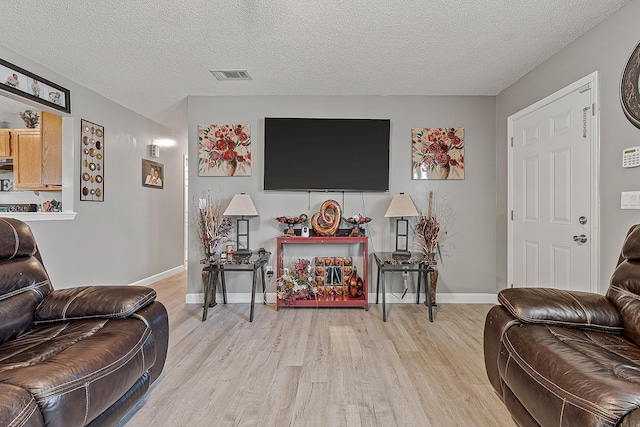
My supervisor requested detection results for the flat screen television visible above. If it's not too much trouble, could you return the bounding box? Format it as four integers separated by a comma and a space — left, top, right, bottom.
264, 117, 390, 192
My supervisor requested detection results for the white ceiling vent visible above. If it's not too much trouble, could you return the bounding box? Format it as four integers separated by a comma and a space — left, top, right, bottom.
210, 69, 251, 80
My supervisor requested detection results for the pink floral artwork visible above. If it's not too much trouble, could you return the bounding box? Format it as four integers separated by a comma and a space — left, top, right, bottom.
411, 127, 464, 180
198, 124, 251, 176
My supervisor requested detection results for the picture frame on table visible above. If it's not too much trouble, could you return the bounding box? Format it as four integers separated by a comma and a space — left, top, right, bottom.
0, 58, 71, 114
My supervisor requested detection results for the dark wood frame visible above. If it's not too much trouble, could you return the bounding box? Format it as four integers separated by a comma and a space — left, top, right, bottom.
621, 41, 640, 129
0, 58, 71, 114
142, 159, 164, 189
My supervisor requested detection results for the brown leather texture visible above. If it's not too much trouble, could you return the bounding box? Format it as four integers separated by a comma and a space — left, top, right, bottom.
485, 224, 640, 427
0, 219, 168, 427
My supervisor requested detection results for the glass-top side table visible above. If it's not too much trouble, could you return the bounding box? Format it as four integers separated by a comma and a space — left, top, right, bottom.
201, 251, 271, 322
373, 252, 437, 322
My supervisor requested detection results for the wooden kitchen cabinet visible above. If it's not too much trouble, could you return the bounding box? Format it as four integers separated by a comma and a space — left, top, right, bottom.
13, 111, 62, 191
0, 130, 10, 158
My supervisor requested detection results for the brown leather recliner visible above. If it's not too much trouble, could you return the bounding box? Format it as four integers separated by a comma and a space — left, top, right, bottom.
484, 224, 640, 427
0, 218, 169, 427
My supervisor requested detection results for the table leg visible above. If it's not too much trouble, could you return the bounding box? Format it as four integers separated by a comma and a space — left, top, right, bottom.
382, 270, 387, 322
220, 270, 227, 304
250, 269, 257, 322
375, 266, 381, 304
261, 265, 267, 304
416, 267, 422, 304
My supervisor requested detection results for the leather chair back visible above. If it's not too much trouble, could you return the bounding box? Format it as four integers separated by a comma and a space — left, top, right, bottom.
0, 218, 52, 344
607, 224, 640, 345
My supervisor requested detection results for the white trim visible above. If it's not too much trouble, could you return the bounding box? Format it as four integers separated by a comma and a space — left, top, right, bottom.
507, 71, 600, 293
0, 212, 77, 221
185, 292, 498, 305
129, 265, 185, 287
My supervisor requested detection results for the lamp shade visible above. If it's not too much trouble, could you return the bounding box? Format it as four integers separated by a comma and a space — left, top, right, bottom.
384, 193, 419, 218
223, 193, 259, 216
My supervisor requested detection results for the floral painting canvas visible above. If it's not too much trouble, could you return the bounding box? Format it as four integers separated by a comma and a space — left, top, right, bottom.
198, 124, 251, 176
411, 127, 464, 180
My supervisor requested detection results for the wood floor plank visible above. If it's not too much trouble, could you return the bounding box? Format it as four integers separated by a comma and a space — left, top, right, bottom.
119, 271, 515, 427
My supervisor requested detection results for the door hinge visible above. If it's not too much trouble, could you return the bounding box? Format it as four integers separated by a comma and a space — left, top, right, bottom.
510, 137, 513, 148
592, 103, 596, 115
510, 210, 513, 220
509, 283, 514, 288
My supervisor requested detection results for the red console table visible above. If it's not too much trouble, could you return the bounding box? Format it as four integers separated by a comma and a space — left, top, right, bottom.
276, 235, 369, 310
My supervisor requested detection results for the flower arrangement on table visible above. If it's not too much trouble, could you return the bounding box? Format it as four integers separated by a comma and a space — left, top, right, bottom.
198, 124, 251, 176
194, 190, 232, 259
343, 214, 372, 236
414, 190, 453, 256
19, 110, 39, 128
277, 259, 316, 305
411, 127, 464, 180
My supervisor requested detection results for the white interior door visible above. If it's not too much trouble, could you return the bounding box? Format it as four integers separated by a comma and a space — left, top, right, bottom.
509, 73, 599, 292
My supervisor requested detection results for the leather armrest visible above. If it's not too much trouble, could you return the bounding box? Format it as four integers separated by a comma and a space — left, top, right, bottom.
0, 383, 44, 427
34, 286, 157, 323
498, 288, 623, 332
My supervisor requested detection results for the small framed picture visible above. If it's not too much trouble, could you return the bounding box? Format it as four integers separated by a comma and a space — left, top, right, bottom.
142, 159, 164, 189
226, 244, 236, 254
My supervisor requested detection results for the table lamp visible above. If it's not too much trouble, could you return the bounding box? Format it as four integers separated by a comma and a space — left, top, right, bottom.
384, 193, 419, 256
223, 193, 259, 256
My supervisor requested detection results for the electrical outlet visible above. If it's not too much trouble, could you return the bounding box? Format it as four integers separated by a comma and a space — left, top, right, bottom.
266, 265, 273, 273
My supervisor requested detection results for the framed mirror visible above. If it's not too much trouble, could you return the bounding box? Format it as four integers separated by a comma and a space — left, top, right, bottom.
621, 40, 640, 129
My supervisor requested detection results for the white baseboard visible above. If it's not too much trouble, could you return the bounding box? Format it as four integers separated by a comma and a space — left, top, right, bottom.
185, 292, 497, 305
130, 265, 185, 287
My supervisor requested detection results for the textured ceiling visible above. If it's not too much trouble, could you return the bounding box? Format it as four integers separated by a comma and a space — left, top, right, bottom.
0, 0, 630, 131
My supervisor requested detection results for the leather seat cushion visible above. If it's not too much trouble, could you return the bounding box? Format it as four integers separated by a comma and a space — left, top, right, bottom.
0, 318, 156, 427
500, 323, 640, 427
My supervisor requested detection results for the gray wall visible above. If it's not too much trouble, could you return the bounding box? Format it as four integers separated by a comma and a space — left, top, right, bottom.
495, 0, 640, 292
187, 95, 497, 298
0, 45, 187, 287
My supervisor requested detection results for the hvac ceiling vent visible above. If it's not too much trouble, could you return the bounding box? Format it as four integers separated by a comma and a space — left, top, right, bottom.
210, 69, 251, 80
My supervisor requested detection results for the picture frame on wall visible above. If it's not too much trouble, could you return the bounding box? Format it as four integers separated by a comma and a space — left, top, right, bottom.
142, 159, 164, 189
80, 119, 105, 202
0, 58, 71, 114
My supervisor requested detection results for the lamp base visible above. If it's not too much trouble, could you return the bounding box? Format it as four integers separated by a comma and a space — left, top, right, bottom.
392, 250, 411, 258
234, 249, 253, 257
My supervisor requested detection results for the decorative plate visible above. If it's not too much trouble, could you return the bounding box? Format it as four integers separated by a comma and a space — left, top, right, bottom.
621, 40, 640, 129
95, 129, 103, 137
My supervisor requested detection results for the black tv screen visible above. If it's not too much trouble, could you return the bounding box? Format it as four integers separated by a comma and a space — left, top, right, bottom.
264, 117, 390, 192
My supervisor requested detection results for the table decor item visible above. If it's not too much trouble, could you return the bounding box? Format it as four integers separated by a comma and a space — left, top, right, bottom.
311, 200, 342, 236
275, 216, 301, 235
194, 190, 232, 259
343, 214, 372, 236
277, 259, 315, 305
414, 190, 452, 303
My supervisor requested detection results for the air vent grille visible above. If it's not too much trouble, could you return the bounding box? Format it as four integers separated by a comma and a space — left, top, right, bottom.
210, 69, 251, 80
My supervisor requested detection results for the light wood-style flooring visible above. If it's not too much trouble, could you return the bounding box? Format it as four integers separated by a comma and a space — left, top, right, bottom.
120, 271, 515, 427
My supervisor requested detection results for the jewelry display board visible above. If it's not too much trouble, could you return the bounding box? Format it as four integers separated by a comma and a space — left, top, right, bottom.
80, 119, 104, 201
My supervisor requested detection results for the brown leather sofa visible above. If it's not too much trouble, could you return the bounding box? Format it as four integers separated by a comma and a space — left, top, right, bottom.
484, 224, 640, 427
0, 218, 169, 427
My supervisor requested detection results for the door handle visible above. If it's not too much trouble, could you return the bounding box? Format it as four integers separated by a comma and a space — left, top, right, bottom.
573, 234, 587, 244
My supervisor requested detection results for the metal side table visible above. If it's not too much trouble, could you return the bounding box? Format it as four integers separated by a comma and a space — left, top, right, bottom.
373, 252, 437, 322
201, 251, 270, 322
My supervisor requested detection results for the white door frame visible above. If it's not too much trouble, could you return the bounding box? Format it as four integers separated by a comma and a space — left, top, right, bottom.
507, 71, 600, 292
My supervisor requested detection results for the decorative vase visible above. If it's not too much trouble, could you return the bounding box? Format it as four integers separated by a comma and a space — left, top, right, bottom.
26, 123, 36, 129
